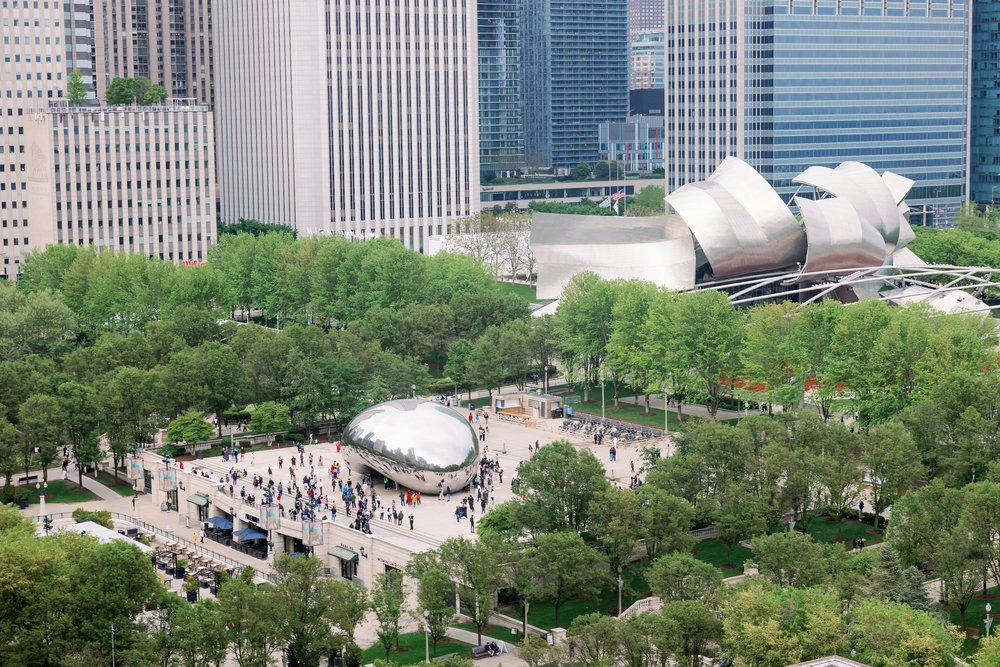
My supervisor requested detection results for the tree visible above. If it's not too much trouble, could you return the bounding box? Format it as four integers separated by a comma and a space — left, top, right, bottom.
170, 599, 229, 667
0, 418, 22, 493
862, 422, 924, 529
18, 394, 62, 483
531, 531, 608, 628
66, 69, 88, 104
171, 342, 247, 437
444, 339, 474, 399
566, 613, 621, 665
56, 380, 101, 489
217, 568, 283, 667
513, 439, 610, 534
660, 601, 720, 667
588, 487, 644, 576
413, 566, 456, 656
571, 162, 593, 180
105, 76, 157, 105
99, 366, 162, 478
325, 579, 369, 645
814, 420, 863, 538
465, 327, 505, 397
249, 401, 292, 434
715, 487, 769, 567
867, 545, 933, 612
371, 569, 405, 659
166, 410, 214, 445
849, 598, 961, 667
437, 537, 504, 644
665, 290, 744, 417
636, 486, 696, 560
269, 555, 337, 667
750, 531, 834, 588
742, 302, 801, 413
645, 553, 723, 605
554, 273, 617, 402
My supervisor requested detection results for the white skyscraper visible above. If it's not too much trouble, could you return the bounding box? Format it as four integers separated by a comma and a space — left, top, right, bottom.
215, 1, 481, 251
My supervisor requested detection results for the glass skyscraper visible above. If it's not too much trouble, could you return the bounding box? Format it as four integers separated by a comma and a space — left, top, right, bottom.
667, 0, 971, 223
972, 0, 1000, 205
479, 1, 525, 175
522, 0, 630, 169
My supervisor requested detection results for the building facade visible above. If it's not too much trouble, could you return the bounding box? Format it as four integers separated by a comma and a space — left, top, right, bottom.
1, 0, 75, 278
92, 0, 213, 105
65, 1, 97, 102
972, 0, 1000, 204
215, 0, 480, 250
25, 103, 216, 262
630, 29, 664, 89
522, 0, 630, 169
629, 0, 664, 33
599, 115, 665, 173
665, 0, 972, 221
479, 0, 524, 175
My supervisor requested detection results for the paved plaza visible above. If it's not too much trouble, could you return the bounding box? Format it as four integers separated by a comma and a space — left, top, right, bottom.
13, 403, 672, 666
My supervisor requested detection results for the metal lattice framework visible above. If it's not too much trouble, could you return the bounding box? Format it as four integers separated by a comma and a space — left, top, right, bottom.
694, 264, 1000, 314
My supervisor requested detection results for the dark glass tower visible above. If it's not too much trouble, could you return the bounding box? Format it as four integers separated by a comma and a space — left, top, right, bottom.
479, 1, 525, 174
522, 0, 629, 169
972, 0, 1000, 204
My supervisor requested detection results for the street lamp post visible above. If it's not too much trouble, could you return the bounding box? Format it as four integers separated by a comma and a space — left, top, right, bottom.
36, 481, 47, 524
663, 389, 669, 435
600, 366, 606, 420
987, 603, 993, 639
423, 608, 430, 663
412, 384, 417, 399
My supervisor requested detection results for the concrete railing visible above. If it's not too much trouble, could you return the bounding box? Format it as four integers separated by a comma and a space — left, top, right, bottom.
618, 596, 663, 619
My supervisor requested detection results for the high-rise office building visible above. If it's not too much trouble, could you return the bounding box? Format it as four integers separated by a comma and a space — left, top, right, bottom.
522, 0, 629, 169
479, 1, 524, 175
214, 1, 480, 251
972, 0, 1000, 205
25, 103, 216, 263
629, 0, 664, 33
630, 29, 664, 89
666, 0, 971, 222
1, 0, 75, 278
65, 1, 97, 102
92, 0, 213, 105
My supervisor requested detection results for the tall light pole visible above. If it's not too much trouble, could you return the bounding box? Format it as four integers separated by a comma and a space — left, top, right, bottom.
423, 608, 430, 663
987, 603, 994, 639
663, 388, 669, 435
36, 481, 47, 523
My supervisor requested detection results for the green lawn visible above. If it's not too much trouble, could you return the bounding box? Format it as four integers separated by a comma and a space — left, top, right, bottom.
454, 623, 523, 644
691, 539, 753, 578
25, 480, 99, 504
565, 395, 691, 431
513, 561, 651, 630
941, 585, 1000, 656
361, 632, 471, 665
496, 282, 541, 304
88, 471, 136, 496
803, 517, 883, 546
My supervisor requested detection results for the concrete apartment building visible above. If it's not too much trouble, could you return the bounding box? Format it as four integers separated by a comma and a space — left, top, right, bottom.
24, 101, 216, 262
1, 0, 75, 277
214, 0, 480, 251
93, 0, 214, 105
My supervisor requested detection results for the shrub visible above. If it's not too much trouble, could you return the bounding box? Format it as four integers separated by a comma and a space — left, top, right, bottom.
72, 508, 113, 529
157, 444, 181, 459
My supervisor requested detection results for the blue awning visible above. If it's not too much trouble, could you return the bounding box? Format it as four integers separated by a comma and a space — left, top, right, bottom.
232, 528, 256, 538
205, 517, 233, 530
240, 531, 267, 541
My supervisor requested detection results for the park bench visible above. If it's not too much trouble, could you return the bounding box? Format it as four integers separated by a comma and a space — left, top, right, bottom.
17, 475, 38, 485
432, 653, 458, 663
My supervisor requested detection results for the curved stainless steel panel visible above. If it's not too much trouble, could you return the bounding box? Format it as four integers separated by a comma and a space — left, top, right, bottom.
666, 157, 804, 277
711, 157, 807, 265
837, 162, 902, 251
342, 399, 479, 493
531, 213, 696, 298
896, 209, 916, 249
881, 171, 915, 206
794, 166, 884, 241
796, 196, 886, 274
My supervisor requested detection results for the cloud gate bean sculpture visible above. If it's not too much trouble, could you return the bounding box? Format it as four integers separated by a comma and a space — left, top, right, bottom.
341, 399, 479, 494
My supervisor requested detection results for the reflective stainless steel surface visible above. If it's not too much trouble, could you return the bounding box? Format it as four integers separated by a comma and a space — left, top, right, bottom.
532, 213, 696, 299
796, 196, 886, 274
342, 399, 479, 493
666, 157, 806, 277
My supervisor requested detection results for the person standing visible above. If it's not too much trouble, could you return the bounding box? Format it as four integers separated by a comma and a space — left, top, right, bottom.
470, 515, 475, 533
409, 514, 414, 530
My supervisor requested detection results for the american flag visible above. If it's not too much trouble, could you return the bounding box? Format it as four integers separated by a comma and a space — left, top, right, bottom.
611, 190, 626, 201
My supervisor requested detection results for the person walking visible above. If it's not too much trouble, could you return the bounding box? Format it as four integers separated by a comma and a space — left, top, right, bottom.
409, 514, 414, 530
470, 515, 475, 533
